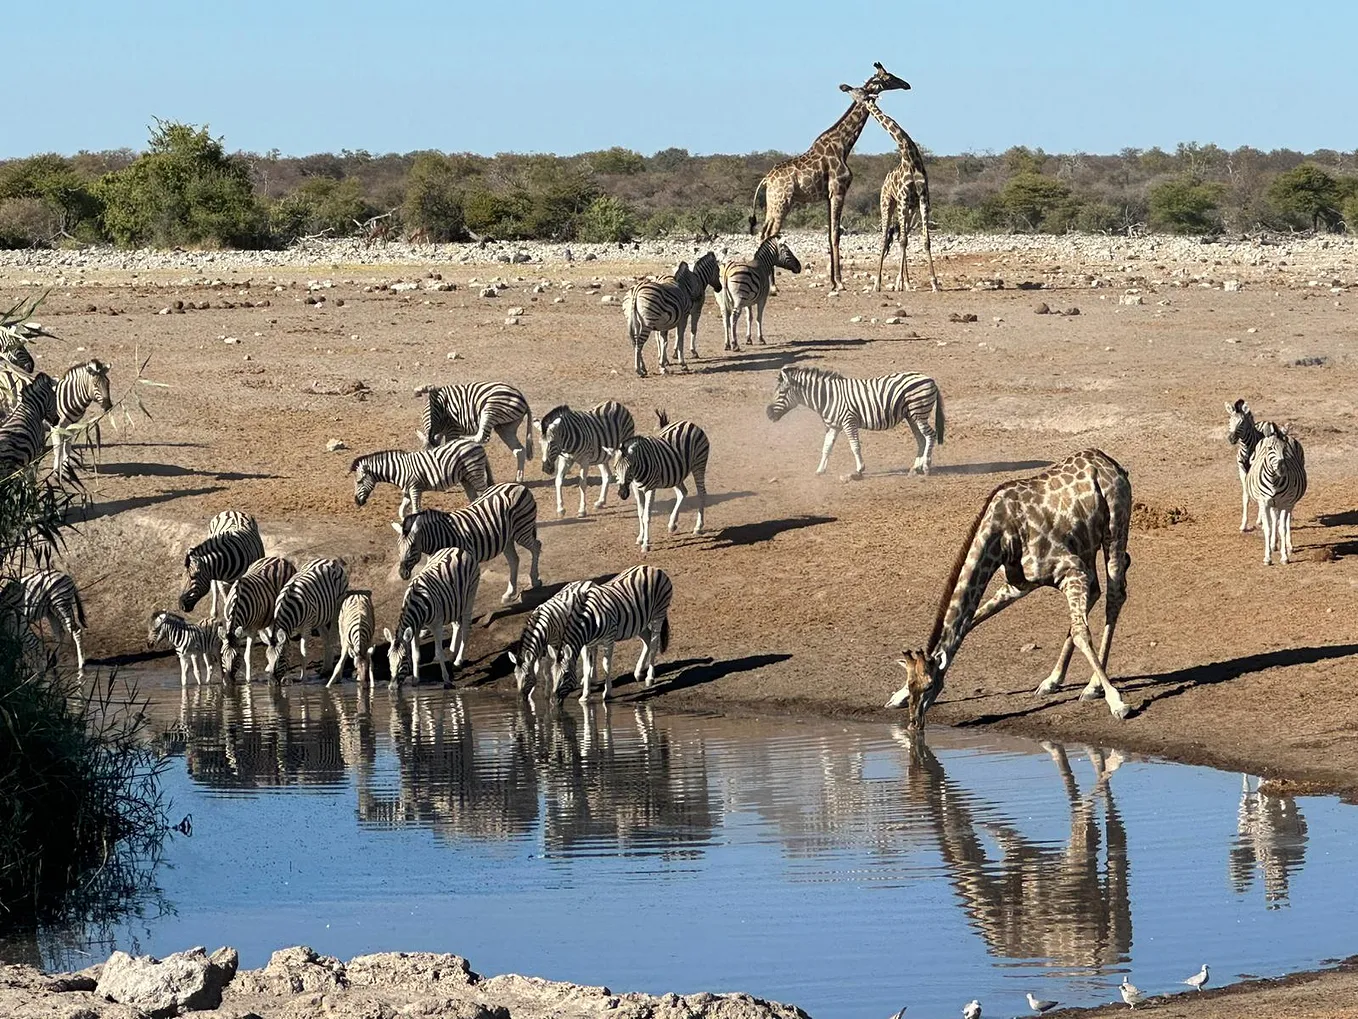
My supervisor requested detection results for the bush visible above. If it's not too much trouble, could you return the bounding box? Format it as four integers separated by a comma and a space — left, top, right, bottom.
1267, 163, 1342, 231
992, 173, 1072, 231
269, 177, 373, 242
461, 157, 600, 240
0, 154, 102, 241
586, 147, 646, 176
401, 154, 469, 241
1148, 176, 1227, 234
0, 198, 57, 248
576, 196, 636, 242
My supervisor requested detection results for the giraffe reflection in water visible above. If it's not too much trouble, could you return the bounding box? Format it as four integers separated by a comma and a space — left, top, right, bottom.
1230, 774, 1308, 908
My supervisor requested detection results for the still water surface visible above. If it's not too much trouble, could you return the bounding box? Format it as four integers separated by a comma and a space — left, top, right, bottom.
14, 678, 1358, 1018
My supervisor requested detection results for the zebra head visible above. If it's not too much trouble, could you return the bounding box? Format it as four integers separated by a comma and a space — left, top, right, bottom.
392, 513, 430, 580
83, 360, 113, 413
417, 386, 452, 448
180, 552, 211, 612
383, 625, 415, 687
146, 610, 172, 648
538, 406, 569, 473
693, 251, 722, 294
1225, 399, 1254, 445
766, 368, 802, 421
262, 630, 290, 683
775, 241, 802, 274
350, 454, 379, 507
614, 437, 643, 500
886, 647, 948, 730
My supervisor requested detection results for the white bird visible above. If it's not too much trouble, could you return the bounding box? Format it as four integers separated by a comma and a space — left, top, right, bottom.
1183, 964, 1209, 991
1119, 979, 1144, 1008
1027, 991, 1059, 1014
963, 1000, 982, 1019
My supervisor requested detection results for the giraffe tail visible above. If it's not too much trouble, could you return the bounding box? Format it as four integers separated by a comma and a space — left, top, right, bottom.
748, 178, 766, 235
934, 386, 945, 445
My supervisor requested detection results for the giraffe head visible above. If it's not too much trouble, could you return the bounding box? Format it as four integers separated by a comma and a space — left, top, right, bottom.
866, 61, 910, 96
886, 647, 947, 730
839, 83, 878, 109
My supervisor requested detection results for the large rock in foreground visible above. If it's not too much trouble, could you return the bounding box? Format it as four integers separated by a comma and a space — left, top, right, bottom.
95, 946, 238, 1016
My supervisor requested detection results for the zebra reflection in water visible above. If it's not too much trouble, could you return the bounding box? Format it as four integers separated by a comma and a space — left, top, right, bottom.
1230, 774, 1307, 908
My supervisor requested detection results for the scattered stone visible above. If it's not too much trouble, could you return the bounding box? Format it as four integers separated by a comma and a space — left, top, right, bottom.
507, 306, 525, 316
1225, 337, 1241, 344
850, 315, 864, 323
480, 286, 497, 298
1063, 307, 1081, 316
1247, 327, 1258, 334
884, 316, 904, 325
158, 307, 170, 315
553, 296, 566, 304
1034, 301, 1050, 315
1020, 642, 1038, 653
326, 439, 348, 452
447, 352, 459, 360
584, 252, 597, 261
1223, 279, 1243, 292
1292, 355, 1328, 367
391, 281, 421, 292
600, 295, 616, 304
972, 278, 1003, 291
948, 312, 978, 323
95, 946, 238, 1018
504, 317, 521, 326
83, 303, 97, 313
223, 336, 240, 345
1118, 294, 1143, 306
511, 251, 531, 263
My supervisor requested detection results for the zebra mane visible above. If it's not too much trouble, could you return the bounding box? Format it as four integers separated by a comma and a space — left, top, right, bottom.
399, 508, 449, 537
540, 404, 573, 431
783, 365, 846, 383
927, 480, 1010, 656
62, 359, 108, 379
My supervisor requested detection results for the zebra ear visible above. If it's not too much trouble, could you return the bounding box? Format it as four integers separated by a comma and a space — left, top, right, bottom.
382, 627, 394, 644
391, 521, 403, 534
415, 429, 428, 445
508, 650, 518, 665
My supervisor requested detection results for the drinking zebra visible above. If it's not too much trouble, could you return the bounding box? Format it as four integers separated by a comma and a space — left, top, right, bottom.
327, 590, 375, 687
147, 610, 219, 686
616, 411, 709, 551
263, 557, 349, 683
414, 381, 534, 481
508, 579, 597, 698
385, 547, 480, 688
17, 568, 86, 676
1245, 422, 1307, 565
554, 566, 673, 703
220, 555, 297, 682
657, 251, 722, 362
538, 400, 636, 517
767, 365, 944, 478
181, 513, 265, 618
1225, 399, 1269, 532
0, 372, 57, 476
392, 482, 541, 603
716, 238, 802, 351
51, 360, 113, 476
351, 440, 493, 519
623, 254, 721, 377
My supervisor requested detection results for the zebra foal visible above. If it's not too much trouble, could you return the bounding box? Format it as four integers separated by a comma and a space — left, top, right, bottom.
15, 568, 86, 676
717, 238, 802, 351
415, 381, 534, 481
52, 360, 113, 476
351, 440, 493, 519
385, 547, 480, 688
554, 566, 673, 703
264, 557, 348, 683
623, 253, 721, 376
1245, 422, 1307, 565
327, 590, 375, 687
538, 400, 635, 517
616, 411, 709, 551
508, 579, 597, 698
220, 555, 297, 682
767, 365, 944, 478
181, 512, 266, 618
148, 610, 219, 686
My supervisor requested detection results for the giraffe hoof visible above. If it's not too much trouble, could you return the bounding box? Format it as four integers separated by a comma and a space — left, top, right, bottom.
1035, 679, 1061, 696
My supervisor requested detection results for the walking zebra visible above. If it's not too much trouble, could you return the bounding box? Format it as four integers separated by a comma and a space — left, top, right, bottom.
616, 411, 709, 551
351, 440, 493, 519
624, 253, 722, 377
1225, 399, 1270, 532
1245, 422, 1307, 565
52, 360, 112, 476
181, 513, 265, 618
538, 400, 636, 517
717, 238, 802, 351
508, 579, 597, 698
327, 590, 375, 687
263, 557, 348, 683
656, 251, 722, 362
767, 365, 944, 478
414, 382, 534, 481
0, 372, 56, 476
18, 568, 86, 675
147, 610, 219, 686
555, 566, 673, 702
384, 547, 480, 687
392, 482, 541, 603
220, 555, 297, 682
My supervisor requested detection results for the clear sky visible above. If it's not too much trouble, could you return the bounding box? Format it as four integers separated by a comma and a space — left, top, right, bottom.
7, 0, 1356, 160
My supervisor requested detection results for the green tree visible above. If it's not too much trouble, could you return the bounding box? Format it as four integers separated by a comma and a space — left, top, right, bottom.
269, 177, 373, 241
401, 153, 469, 241
577, 196, 636, 242
0, 154, 102, 243
993, 173, 1072, 231
1148, 176, 1227, 234
586, 147, 646, 176
1267, 163, 1342, 231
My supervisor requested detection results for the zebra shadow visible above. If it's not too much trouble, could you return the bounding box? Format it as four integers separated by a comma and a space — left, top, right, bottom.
703, 515, 836, 549
624, 652, 795, 699
893, 459, 1052, 478
1315, 510, 1358, 528
694, 351, 818, 375
76, 485, 230, 523
98, 462, 279, 482
476, 573, 619, 628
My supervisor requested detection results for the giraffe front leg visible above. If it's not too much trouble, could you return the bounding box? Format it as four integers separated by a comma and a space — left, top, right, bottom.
1062, 575, 1129, 719
919, 194, 940, 292
845, 425, 865, 480
898, 208, 910, 292
816, 427, 839, 475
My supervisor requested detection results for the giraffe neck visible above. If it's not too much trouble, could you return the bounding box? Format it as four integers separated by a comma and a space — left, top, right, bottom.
810, 100, 872, 158
929, 508, 1006, 665
865, 103, 910, 155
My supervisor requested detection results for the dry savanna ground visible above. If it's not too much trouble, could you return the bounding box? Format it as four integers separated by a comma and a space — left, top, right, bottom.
6, 235, 1358, 801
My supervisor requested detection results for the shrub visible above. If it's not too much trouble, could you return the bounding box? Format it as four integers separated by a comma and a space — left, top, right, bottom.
401, 154, 469, 241
1148, 176, 1227, 234
993, 173, 1072, 231
576, 196, 636, 242
269, 177, 373, 242
0, 198, 56, 248
586, 147, 646, 176
1267, 163, 1343, 231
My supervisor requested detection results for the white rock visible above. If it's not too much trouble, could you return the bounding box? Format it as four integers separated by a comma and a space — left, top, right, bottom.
1118, 294, 1143, 305
850, 315, 864, 323
600, 295, 616, 304
884, 316, 904, 325
480, 286, 497, 298
223, 336, 239, 345
96, 947, 238, 1016
447, 352, 459, 360
507, 306, 525, 316
553, 296, 566, 304
326, 439, 348, 452
1224, 279, 1243, 292
504, 317, 521, 326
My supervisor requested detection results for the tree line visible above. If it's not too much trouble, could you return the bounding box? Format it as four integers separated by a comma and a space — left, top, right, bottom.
2, 120, 1357, 249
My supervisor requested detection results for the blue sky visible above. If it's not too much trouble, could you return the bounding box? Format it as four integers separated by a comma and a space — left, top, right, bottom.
7, 0, 1356, 159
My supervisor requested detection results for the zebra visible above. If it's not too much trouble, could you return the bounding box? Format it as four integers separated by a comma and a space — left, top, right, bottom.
616, 411, 709, 551
181, 513, 266, 618
657, 251, 722, 362
209, 509, 254, 535
716, 239, 803, 351
147, 609, 219, 686
351, 440, 494, 519
1245, 422, 1307, 565
537, 400, 636, 517
220, 555, 297, 682
0, 372, 57, 477
51, 360, 113, 476
263, 557, 349, 683
766, 365, 944, 478
391, 481, 541, 603
507, 579, 597, 698
554, 566, 673, 703
327, 590, 375, 687
413, 381, 534, 481
1225, 399, 1270, 532
384, 547, 480, 688
17, 568, 86, 675
623, 254, 722, 377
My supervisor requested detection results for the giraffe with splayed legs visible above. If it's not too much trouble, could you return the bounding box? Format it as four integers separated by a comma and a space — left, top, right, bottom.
839, 83, 940, 294
748, 62, 911, 291
888, 449, 1133, 728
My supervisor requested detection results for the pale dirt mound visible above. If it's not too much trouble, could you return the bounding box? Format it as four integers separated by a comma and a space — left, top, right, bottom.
1130, 501, 1195, 531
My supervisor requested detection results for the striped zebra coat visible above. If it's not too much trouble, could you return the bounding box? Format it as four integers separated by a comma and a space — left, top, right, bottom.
1245, 422, 1307, 565
656, 251, 722, 363
1225, 399, 1269, 532
616, 412, 709, 550
17, 569, 86, 675
555, 566, 673, 702
351, 440, 493, 519
0, 372, 56, 477
717, 238, 802, 351
181, 513, 266, 617
220, 555, 297, 682
767, 365, 944, 477
414, 382, 534, 481
51, 360, 112, 476
538, 400, 636, 517
385, 547, 480, 687
327, 590, 375, 687
392, 481, 542, 602
264, 557, 349, 683
148, 609, 219, 686
508, 579, 597, 698
624, 253, 721, 377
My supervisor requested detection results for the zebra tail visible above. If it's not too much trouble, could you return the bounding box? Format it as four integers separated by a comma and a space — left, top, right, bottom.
72, 586, 87, 630
624, 289, 643, 347
484, 453, 495, 487
748, 178, 765, 234
524, 407, 534, 460
659, 615, 670, 654
934, 387, 945, 445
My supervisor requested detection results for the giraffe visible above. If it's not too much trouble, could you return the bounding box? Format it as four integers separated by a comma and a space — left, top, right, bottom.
887, 449, 1133, 728
748, 62, 911, 291
839, 83, 940, 293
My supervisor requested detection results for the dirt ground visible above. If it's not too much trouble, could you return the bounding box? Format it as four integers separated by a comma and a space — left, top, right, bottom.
6, 235, 1358, 1014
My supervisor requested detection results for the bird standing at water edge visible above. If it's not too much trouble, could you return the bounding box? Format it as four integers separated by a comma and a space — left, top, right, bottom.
1026, 991, 1058, 1014
1183, 964, 1209, 991
963, 1000, 982, 1019
1119, 979, 1144, 1008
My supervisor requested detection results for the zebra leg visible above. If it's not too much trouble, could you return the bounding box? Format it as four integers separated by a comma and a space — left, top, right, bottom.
723, 303, 737, 352
1238, 466, 1252, 531
845, 426, 866, 479
578, 646, 593, 704
178, 652, 190, 687
635, 632, 654, 687
635, 489, 649, 547
454, 602, 473, 665
494, 423, 526, 482
905, 418, 927, 473
595, 461, 611, 509
553, 455, 568, 516
656, 329, 670, 376
600, 642, 616, 700
1260, 501, 1275, 565
69, 623, 85, 677
432, 619, 450, 684
326, 648, 346, 687
915, 418, 937, 475
634, 333, 648, 378
668, 485, 686, 533
576, 462, 589, 518
755, 295, 769, 345
501, 546, 521, 603
244, 636, 253, 684
816, 428, 840, 475
1281, 507, 1293, 564
693, 467, 707, 534
670, 328, 686, 373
